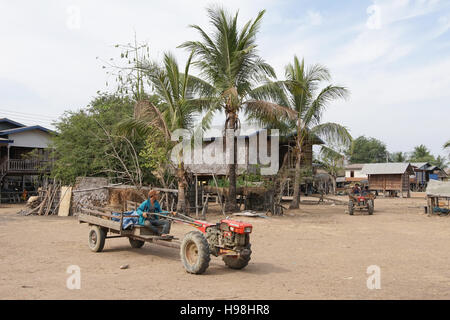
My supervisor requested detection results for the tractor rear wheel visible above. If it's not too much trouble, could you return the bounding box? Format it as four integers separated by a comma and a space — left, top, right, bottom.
348, 200, 354, 215
88, 225, 106, 252
368, 200, 374, 215
129, 238, 145, 248
223, 244, 252, 270
180, 231, 210, 274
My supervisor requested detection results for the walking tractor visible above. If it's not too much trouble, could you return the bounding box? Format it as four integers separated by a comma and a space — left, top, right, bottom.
78, 207, 253, 274
347, 193, 375, 215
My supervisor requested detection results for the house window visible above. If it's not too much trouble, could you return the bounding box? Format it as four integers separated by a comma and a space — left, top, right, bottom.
351, 171, 354, 178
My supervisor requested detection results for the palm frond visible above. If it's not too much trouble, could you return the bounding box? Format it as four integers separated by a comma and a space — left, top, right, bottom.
310, 122, 352, 148
319, 145, 344, 160
444, 140, 450, 149
244, 100, 298, 125
303, 85, 349, 126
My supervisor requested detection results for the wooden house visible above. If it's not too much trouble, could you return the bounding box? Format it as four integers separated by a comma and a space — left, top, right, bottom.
0, 118, 54, 202
410, 162, 448, 190
186, 130, 323, 178
361, 163, 414, 197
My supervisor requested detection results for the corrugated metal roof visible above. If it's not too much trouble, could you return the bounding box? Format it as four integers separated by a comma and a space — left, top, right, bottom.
410, 162, 430, 170
426, 180, 450, 198
0, 125, 54, 135
345, 163, 365, 170
0, 118, 25, 128
0, 137, 13, 144
361, 163, 412, 175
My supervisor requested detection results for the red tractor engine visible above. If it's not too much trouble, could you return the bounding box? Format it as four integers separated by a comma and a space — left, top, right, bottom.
357, 196, 366, 204
195, 219, 252, 258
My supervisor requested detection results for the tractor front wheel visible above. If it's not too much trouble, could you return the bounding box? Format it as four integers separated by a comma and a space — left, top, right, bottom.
180, 231, 210, 274
223, 244, 252, 270
368, 200, 374, 215
348, 200, 354, 215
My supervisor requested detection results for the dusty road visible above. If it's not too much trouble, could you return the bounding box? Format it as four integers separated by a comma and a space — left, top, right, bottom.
1, 194, 450, 299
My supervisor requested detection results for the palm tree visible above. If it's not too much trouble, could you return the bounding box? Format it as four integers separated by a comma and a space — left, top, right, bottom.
180, 6, 294, 212
444, 140, 450, 149
409, 144, 434, 163
433, 155, 449, 169
248, 56, 352, 209
317, 146, 345, 195
120, 52, 212, 213
391, 151, 406, 162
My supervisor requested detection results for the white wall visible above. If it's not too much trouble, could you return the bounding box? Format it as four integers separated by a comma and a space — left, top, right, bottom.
9, 130, 52, 148
345, 169, 367, 178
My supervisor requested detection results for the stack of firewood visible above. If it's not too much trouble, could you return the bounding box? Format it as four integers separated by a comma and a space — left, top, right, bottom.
18, 182, 62, 216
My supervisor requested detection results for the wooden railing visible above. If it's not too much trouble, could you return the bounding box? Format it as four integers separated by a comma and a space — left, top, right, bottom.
0, 159, 52, 174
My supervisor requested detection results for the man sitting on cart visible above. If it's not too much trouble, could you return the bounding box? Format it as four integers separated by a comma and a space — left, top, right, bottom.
137, 189, 174, 237
351, 183, 361, 195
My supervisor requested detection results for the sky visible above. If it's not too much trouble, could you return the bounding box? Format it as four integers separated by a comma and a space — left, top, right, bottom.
0, 0, 449, 157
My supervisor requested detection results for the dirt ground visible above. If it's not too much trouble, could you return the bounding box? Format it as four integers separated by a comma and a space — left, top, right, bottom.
1, 193, 450, 300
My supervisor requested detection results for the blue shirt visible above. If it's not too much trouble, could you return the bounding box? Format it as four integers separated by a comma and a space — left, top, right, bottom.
136, 199, 166, 225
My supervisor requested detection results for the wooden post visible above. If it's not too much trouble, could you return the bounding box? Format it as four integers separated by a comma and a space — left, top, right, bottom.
6, 145, 10, 170
195, 174, 198, 218
201, 193, 209, 219
212, 173, 225, 216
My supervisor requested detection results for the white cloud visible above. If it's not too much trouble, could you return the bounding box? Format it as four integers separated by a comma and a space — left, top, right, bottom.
307, 10, 322, 26
371, 0, 442, 27
0, 0, 449, 156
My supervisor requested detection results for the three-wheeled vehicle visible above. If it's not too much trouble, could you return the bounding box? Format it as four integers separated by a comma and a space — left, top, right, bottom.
78, 206, 253, 274
347, 192, 375, 215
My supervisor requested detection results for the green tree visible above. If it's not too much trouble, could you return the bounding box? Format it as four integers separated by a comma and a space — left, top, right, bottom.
248, 56, 351, 209
409, 144, 435, 163
119, 52, 211, 213
390, 151, 406, 162
317, 146, 345, 195
180, 7, 296, 212
432, 155, 449, 169
348, 136, 388, 164
51, 93, 150, 185
443, 140, 450, 162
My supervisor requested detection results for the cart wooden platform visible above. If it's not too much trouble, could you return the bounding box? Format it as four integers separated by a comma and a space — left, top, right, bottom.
78, 206, 179, 252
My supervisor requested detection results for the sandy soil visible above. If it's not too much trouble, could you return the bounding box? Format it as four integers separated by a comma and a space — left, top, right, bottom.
1, 193, 450, 300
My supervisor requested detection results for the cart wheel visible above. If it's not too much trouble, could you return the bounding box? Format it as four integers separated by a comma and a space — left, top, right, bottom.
88, 225, 106, 252
223, 244, 252, 270
180, 231, 210, 274
129, 238, 145, 248
348, 200, 354, 215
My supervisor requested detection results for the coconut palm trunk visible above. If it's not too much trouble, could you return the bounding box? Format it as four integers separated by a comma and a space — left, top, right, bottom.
176, 162, 187, 213
290, 147, 302, 209
180, 7, 284, 213
225, 111, 238, 212
331, 175, 337, 195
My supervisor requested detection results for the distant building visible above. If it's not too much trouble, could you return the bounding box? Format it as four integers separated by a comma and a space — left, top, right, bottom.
186, 130, 324, 177
0, 118, 54, 202
361, 162, 414, 197
410, 162, 448, 190
344, 163, 368, 183
185, 130, 324, 197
